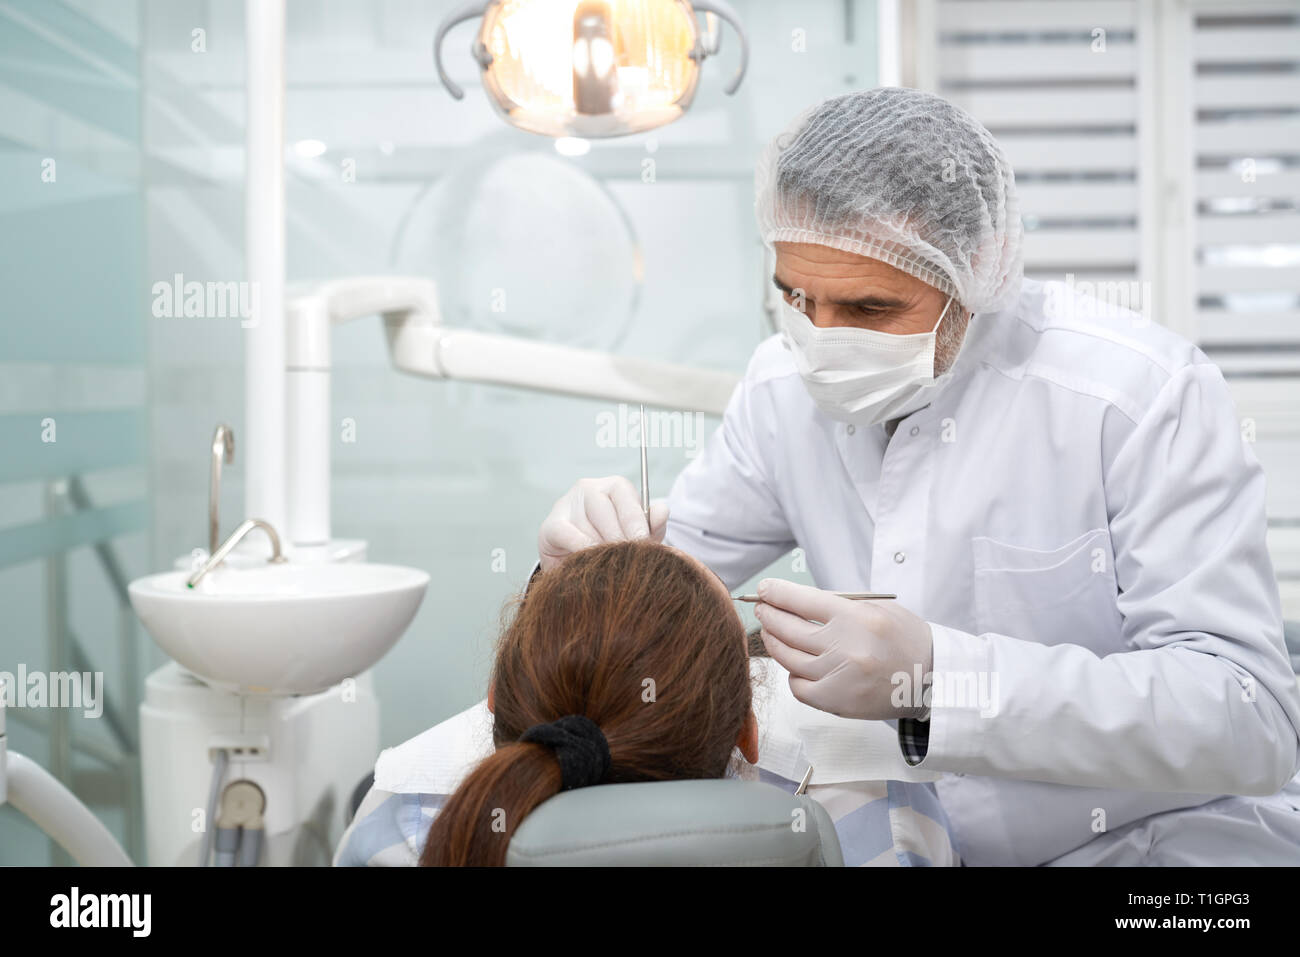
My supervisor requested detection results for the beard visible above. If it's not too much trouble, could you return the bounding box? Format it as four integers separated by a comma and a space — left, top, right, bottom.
933, 306, 972, 376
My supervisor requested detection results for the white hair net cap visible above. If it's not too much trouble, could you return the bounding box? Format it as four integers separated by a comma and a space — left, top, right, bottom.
755, 88, 1024, 314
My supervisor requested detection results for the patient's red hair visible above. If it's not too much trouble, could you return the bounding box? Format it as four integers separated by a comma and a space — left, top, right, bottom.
421, 539, 750, 867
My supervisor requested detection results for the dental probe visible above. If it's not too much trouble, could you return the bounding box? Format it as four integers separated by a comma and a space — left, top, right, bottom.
733, 592, 896, 602
639, 403, 650, 527
794, 765, 814, 796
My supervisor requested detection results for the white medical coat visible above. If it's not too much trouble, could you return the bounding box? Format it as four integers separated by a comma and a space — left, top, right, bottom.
665, 278, 1300, 866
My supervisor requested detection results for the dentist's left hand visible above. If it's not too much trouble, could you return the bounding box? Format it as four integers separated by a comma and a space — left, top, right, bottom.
538, 476, 670, 571
754, 579, 934, 721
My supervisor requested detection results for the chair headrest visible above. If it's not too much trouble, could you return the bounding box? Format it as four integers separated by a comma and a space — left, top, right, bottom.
506, 778, 843, 866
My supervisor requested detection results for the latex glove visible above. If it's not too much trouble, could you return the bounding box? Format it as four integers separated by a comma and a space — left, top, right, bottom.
754, 578, 934, 720
538, 476, 670, 571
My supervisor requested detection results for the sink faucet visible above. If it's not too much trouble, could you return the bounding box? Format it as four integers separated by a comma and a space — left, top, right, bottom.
210, 424, 235, 555
188, 518, 287, 589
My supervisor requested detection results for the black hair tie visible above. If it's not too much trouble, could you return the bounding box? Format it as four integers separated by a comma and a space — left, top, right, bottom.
519, 715, 611, 791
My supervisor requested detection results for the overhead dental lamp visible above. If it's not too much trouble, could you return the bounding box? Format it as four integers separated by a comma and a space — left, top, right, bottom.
433, 0, 749, 137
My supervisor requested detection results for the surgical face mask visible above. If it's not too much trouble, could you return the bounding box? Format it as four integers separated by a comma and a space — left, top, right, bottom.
779, 295, 956, 427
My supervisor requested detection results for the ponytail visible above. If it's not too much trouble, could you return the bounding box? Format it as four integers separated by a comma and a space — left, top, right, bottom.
421, 742, 561, 866
422, 716, 610, 866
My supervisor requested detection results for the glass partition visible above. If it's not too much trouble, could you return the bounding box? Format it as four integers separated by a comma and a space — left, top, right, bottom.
0, 0, 150, 864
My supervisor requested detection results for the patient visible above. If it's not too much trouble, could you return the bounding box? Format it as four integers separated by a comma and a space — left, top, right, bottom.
421, 539, 756, 866
335, 539, 958, 867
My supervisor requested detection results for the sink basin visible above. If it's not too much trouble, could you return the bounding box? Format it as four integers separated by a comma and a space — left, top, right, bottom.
129, 562, 430, 695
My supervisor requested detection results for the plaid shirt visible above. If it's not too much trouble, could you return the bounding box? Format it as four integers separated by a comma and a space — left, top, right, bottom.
898, 716, 930, 766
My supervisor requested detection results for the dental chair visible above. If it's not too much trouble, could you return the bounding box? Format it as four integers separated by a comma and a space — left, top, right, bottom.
346, 773, 844, 866
505, 779, 843, 866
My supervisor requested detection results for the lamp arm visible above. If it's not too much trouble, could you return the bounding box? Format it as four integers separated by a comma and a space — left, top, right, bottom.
432, 1, 491, 100
691, 0, 749, 95
384, 317, 739, 417
281, 277, 738, 548
288, 277, 739, 417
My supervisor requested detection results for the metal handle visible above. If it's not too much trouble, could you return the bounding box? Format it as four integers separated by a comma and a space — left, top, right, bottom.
188, 518, 287, 589
209, 425, 235, 555
691, 0, 749, 95
432, 0, 492, 100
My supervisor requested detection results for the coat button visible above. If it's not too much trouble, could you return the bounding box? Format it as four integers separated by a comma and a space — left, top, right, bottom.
847, 425, 856, 435
910, 426, 920, 436
894, 551, 906, 564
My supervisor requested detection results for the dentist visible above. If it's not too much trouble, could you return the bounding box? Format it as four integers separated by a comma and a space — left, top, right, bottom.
537, 88, 1300, 865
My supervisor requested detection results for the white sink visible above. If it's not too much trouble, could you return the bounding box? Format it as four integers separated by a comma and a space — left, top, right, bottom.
129, 562, 430, 695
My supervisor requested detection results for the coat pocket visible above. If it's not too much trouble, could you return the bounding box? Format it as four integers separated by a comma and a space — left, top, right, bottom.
971, 528, 1122, 652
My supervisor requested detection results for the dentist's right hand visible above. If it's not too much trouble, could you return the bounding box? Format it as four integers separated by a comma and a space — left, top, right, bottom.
538, 476, 670, 571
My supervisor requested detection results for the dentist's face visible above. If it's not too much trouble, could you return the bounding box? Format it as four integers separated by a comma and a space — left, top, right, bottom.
773, 241, 971, 375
